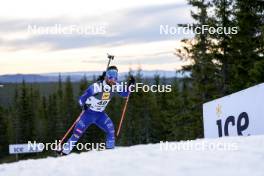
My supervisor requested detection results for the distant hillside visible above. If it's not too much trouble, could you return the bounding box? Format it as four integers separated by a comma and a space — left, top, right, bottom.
0, 71, 189, 83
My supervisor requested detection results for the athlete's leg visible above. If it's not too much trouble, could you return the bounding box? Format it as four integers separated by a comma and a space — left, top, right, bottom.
62, 110, 95, 154
95, 113, 115, 149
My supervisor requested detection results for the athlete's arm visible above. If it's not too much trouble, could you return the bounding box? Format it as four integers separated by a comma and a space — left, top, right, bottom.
79, 83, 100, 106
118, 90, 130, 97
117, 76, 135, 97
115, 82, 130, 97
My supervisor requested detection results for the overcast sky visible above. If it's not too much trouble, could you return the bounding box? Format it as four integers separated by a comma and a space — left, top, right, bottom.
0, 0, 194, 74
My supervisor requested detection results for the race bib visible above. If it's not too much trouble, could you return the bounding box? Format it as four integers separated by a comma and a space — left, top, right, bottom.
86, 96, 110, 112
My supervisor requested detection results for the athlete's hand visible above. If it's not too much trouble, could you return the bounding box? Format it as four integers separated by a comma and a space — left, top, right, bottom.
81, 104, 89, 111
128, 75, 135, 86
97, 71, 106, 81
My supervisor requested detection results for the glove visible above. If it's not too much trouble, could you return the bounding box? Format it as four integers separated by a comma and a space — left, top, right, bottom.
97, 71, 106, 81
128, 75, 135, 86
81, 104, 89, 111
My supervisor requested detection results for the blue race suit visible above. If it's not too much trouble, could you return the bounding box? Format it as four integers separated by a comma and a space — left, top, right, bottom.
62, 80, 129, 154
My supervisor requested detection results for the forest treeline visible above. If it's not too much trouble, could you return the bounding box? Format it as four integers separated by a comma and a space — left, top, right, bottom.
0, 0, 263, 163
0, 74, 198, 162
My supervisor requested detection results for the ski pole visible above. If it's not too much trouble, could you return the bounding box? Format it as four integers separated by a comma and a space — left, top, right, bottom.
59, 111, 84, 147
116, 92, 130, 137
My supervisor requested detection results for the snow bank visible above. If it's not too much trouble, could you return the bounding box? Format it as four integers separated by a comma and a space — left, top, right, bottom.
1, 135, 264, 176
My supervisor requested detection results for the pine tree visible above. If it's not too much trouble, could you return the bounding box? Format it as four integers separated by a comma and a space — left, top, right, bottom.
175, 0, 217, 139
18, 80, 34, 142
119, 69, 144, 145
36, 95, 48, 143
55, 75, 65, 139
63, 76, 76, 125
0, 105, 8, 157
28, 85, 39, 141
210, 0, 235, 95
47, 94, 59, 141
11, 86, 20, 144
79, 75, 88, 95
233, 0, 264, 88
150, 74, 166, 142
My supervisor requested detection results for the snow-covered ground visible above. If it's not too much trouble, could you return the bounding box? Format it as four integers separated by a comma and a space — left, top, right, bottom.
1, 135, 264, 176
